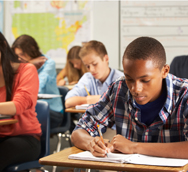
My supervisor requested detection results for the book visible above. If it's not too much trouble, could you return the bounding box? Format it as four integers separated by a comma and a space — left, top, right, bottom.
75, 104, 89, 110
68, 151, 188, 167
38, 94, 62, 99
0, 114, 11, 119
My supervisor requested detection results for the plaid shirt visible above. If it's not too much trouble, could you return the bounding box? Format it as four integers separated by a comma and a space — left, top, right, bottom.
75, 74, 188, 143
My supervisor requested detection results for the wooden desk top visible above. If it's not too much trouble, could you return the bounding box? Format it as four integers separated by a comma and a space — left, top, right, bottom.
64, 84, 75, 90
65, 107, 86, 113
39, 146, 188, 172
0, 119, 18, 126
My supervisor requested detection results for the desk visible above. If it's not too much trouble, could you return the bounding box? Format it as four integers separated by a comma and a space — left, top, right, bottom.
39, 146, 188, 172
64, 84, 75, 90
0, 119, 18, 126
65, 107, 86, 114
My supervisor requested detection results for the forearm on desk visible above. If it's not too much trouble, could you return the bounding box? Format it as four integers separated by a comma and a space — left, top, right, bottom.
71, 129, 93, 150
65, 96, 87, 108
135, 141, 188, 159
0, 101, 16, 115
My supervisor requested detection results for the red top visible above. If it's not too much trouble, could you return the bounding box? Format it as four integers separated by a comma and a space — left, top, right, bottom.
0, 63, 41, 137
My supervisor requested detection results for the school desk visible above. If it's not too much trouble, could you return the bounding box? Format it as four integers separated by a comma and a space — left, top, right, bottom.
64, 84, 75, 90
39, 146, 188, 172
0, 119, 18, 126
65, 107, 86, 113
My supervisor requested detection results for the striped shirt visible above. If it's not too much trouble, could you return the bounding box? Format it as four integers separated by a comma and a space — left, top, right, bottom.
75, 73, 188, 143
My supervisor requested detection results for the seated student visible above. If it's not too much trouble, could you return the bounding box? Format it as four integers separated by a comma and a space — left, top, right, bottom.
12, 34, 63, 129
65, 40, 124, 108
71, 36, 188, 159
170, 55, 188, 79
0, 32, 41, 171
56, 46, 87, 86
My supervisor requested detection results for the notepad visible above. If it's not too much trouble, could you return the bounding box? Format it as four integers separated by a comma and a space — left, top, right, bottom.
75, 104, 89, 110
38, 94, 62, 99
68, 151, 188, 167
0, 114, 11, 119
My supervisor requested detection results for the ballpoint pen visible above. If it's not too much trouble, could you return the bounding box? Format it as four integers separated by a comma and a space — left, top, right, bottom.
97, 124, 108, 157
84, 85, 90, 95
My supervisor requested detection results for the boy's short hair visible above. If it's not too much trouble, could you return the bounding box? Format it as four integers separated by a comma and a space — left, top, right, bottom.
79, 40, 108, 59
123, 37, 166, 70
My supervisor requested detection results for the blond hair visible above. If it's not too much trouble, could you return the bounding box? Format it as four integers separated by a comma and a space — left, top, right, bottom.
79, 40, 108, 60
65, 46, 87, 83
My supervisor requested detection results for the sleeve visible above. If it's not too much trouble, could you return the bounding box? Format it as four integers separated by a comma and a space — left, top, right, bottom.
74, 83, 116, 137
13, 64, 39, 115
65, 73, 90, 100
182, 93, 188, 141
38, 59, 56, 93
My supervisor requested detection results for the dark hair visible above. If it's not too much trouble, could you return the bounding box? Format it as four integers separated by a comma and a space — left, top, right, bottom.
79, 40, 108, 59
123, 37, 166, 70
12, 34, 42, 59
0, 32, 20, 101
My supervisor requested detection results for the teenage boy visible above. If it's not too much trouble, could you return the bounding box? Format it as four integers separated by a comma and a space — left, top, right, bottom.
71, 36, 188, 159
65, 40, 124, 108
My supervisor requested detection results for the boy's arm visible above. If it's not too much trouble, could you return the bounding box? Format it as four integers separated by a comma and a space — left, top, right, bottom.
65, 95, 101, 108
111, 134, 188, 159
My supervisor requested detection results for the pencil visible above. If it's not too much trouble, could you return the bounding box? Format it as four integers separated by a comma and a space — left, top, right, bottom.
84, 85, 90, 95
97, 124, 104, 144
97, 124, 108, 157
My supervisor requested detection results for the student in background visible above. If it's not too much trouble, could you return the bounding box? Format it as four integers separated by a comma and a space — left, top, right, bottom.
71, 37, 188, 159
65, 40, 124, 108
12, 34, 63, 129
0, 33, 41, 171
56, 46, 87, 86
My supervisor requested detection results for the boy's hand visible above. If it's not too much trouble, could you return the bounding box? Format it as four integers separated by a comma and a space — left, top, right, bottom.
86, 95, 101, 104
87, 136, 111, 157
111, 134, 136, 154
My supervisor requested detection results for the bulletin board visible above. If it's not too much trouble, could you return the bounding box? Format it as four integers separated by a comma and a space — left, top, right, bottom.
120, 1, 188, 70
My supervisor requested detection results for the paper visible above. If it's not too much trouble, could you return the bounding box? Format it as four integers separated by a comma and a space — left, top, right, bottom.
38, 94, 62, 99
68, 151, 188, 167
75, 104, 89, 110
0, 114, 11, 119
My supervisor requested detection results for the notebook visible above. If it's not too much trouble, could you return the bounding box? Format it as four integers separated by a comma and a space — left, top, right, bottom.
38, 94, 62, 99
68, 151, 188, 167
0, 114, 11, 119
75, 104, 89, 110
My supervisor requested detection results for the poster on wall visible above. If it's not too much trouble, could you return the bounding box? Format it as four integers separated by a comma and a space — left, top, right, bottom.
10, 0, 92, 65
0, 0, 3, 33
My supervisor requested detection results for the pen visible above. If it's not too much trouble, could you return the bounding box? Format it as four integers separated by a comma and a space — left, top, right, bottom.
84, 85, 90, 95
97, 124, 108, 157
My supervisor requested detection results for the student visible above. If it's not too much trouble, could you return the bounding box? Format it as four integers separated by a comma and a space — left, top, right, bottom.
12, 35, 63, 129
71, 36, 188, 159
65, 40, 124, 108
56, 46, 87, 86
0, 32, 41, 171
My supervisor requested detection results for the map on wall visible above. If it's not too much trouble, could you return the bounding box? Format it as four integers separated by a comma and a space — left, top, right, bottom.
0, 0, 3, 33
10, 0, 92, 64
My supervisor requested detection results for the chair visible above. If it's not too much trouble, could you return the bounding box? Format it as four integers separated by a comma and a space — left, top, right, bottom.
50, 86, 72, 149
50, 86, 72, 172
5, 100, 50, 172
170, 55, 188, 79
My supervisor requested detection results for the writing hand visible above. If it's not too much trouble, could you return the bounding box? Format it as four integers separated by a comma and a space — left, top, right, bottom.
87, 136, 109, 157
86, 95, 101, 104
57, 79, 66, 86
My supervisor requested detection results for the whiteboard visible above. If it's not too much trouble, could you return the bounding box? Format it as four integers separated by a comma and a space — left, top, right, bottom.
120, 1, 188, 70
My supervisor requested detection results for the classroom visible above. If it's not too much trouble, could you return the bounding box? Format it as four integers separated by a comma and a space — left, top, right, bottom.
1, 0, 188, 172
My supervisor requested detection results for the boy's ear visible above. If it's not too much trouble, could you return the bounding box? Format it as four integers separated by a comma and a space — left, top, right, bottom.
162, 64, 170, 79
103, 54, 109, 62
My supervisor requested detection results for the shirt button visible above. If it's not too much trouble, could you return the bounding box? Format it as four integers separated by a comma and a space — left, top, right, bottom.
135, 117, 138, 121
145, 132, 148, 135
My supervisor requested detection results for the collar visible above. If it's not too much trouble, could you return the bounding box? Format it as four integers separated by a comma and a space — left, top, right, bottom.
95, 68, 115, 85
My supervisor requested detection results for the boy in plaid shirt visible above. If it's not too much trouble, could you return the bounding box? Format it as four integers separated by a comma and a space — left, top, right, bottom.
71, 36, 188, 159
